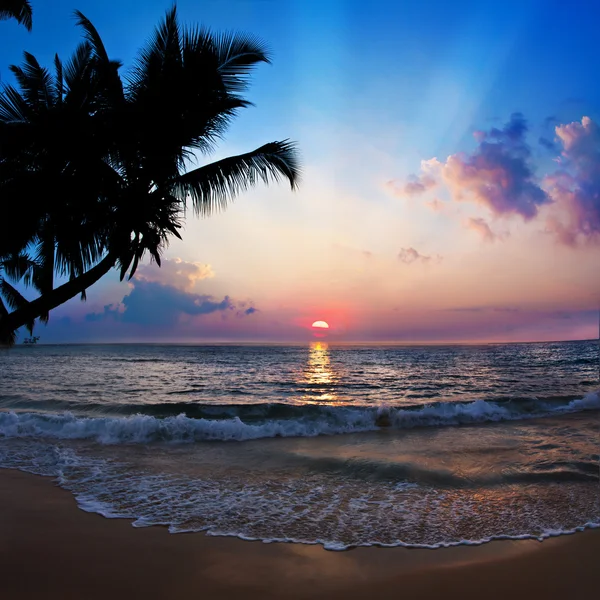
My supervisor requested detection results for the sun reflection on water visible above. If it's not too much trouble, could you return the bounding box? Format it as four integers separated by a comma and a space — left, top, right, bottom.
297, 342, 340, 404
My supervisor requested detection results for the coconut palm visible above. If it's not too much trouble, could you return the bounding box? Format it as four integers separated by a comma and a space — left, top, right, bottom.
0, 0, 33, 30
0, 6, 300, 345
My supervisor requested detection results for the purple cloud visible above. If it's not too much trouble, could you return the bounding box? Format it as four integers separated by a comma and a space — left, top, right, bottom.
85, 281, 257, 327
544, 116, 600, 244
392, 114, 550, 222
85, 303, 122, 322
441, 113, 549, 219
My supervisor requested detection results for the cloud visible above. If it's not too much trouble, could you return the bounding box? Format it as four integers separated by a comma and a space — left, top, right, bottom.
391, 113, 600, 247
539, 136, 557, 151
394, 114, 550, 220
121, 282, 233, 325
387, 158, 439, 197
85, 281, 257, 327
425, 198, 445, 212
85, 303, 123, 322
444, 306, 521, 314
465, 217, 497, 242
398, 247, 442, 265
441, 113, 549, 219
134, 257, 214, 292
543, 116, 600, 245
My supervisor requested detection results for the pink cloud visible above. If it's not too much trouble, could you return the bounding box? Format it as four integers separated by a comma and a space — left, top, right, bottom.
390, 113, 600, 247
387, 159, 439, 197
398, 247, 442, 265
134, 257, 214, 291
425, 198, 445, 212
465, 217, 496, 242
440, 114, 548, 219
543, 116, 600, 245
394, 114, 549, 221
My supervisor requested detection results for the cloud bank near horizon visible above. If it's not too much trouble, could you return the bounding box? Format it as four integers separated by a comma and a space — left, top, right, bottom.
84, 258, 257, 328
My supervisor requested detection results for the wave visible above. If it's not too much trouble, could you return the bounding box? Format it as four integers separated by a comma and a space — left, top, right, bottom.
0, 392, 598, 444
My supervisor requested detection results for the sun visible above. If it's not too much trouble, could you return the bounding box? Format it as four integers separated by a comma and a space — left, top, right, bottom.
311, 321, 330, 329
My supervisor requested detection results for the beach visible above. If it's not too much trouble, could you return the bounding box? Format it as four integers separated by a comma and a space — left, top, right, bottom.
1, 468, 598, 600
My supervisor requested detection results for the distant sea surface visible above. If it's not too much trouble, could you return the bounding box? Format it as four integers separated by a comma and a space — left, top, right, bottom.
1, 341, 599, 550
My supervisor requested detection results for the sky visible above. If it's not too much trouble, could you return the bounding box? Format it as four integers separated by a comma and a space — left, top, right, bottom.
2, 0, 600, 343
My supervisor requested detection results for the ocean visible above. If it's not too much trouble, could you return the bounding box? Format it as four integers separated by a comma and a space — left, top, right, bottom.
0, 340, 599, 550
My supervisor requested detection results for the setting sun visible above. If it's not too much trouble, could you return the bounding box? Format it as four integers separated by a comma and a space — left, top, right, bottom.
311, 321, 330, 329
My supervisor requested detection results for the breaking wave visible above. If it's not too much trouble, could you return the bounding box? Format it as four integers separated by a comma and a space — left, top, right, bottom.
0, 392, 598, 444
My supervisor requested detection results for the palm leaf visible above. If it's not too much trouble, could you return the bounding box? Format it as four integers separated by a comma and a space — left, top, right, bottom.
128, 5, 181, 97
0, 294, 17, 345
213, 30, 271, 93
74, 10, 110, 63
0, 0, 33, 31
9, 52, 53, 109
174, 140, 300, 215
0, 277, 29, 310
0, 253, 38, 286
0, 277, 34, 333
0, 85, 30, 122
74, 10, 124, 106
32, 230, 55, 294
63, 41, 93, 98
54, 54, 64, 103
0, 294, 8, 319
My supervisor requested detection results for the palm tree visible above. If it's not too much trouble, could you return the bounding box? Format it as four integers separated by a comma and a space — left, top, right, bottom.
0, 6, 300, 345
0, 0, 33, 30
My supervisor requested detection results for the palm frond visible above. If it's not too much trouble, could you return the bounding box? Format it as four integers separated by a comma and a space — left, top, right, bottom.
0, 294, 17, 345
173, 140, 300, 215
0, 253, 38, 286
74, 9, 124, 106
0, 85, 30, 122
74, 10, 110, 63
213, 30, 271, 92
32, 231, 55, 294
63, 41, 93, 96
54, 54, 64, 103
0, 277, 34, 333
0, 277, 29, 310
128, 4, 181, 97
9, 52, 53, 109
0, 294, 9, 320
0, 1, 33, 31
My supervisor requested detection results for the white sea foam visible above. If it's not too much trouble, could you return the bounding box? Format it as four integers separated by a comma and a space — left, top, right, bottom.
0, 392, 598, 444
1, 437, 598, 552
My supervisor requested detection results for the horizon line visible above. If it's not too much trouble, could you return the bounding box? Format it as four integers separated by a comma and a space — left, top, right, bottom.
15, 338, 597, 347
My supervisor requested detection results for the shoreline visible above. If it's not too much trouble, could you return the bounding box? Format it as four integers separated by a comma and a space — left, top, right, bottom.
1, 468, 598, 599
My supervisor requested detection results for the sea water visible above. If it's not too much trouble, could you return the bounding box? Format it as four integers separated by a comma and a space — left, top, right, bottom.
0, 341, 598, 549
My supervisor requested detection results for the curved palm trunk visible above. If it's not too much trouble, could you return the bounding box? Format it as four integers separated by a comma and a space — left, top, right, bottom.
0, 252, 116, 346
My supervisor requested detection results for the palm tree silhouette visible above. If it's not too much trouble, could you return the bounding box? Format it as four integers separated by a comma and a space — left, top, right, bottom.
0, 0, 33, 30
0, 6, 300, 345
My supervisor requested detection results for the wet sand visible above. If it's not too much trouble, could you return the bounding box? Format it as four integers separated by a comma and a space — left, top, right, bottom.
0, 468, 597, 599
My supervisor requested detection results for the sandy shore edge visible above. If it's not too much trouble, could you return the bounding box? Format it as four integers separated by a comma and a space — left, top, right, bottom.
0, 468, 597, 599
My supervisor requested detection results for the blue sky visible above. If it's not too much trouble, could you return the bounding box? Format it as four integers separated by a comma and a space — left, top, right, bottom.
2, 0, 600, 343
